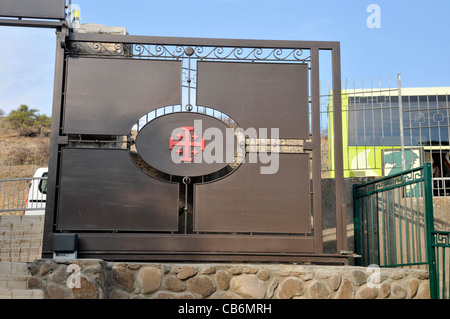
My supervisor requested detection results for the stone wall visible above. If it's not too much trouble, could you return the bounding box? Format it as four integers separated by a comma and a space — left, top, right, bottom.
28, 259, 430, 299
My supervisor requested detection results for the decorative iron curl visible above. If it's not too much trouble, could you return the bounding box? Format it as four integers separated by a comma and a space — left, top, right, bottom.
403, 171, 414, 183
71, 41, 126, 56
134, 43, 150, 56
414, 169, 424, 180
434, 232, 450, 246
375, 181, 384, 192
393, 176, 403, 186
71, 42, 310, 62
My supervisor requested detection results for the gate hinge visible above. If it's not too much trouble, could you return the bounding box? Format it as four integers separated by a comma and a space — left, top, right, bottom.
57, 135, 69, 145
340, 250, 361, 258
303, 141, 314, 151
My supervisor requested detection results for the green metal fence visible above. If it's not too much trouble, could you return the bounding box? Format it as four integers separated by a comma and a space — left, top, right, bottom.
431, 231, 450, 299
353, 163, 450, 299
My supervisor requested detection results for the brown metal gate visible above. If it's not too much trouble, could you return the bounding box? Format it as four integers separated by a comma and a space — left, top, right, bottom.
38, 29, 345, 262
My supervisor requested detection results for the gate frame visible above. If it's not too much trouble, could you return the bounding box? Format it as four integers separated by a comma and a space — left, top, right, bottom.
35, 29, 346, 262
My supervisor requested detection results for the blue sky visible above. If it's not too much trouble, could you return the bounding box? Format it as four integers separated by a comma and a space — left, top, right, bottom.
0, 0, 449, 116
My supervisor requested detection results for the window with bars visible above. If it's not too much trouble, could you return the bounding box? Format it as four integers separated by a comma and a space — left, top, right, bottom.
346, 93, 450, 196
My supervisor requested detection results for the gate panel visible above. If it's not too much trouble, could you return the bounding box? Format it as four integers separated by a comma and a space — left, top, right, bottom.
63, 57, 182, 135
194, 154, 311, 234
0, 0, 65, 19
196, 61, 309, 139
57, 148, 179, 231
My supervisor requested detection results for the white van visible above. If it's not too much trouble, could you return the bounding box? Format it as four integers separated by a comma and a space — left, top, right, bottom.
24, 167, 48, 216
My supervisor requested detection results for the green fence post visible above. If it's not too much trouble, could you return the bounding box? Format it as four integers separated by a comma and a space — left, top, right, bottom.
353, 184, 361, 266
423, 163, 438, 299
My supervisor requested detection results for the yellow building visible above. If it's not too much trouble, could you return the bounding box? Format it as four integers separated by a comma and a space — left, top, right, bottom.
328, 87, 450, 196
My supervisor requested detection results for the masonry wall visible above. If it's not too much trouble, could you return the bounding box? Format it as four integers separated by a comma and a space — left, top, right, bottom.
0, 215, 44, 262
27, 259, 430, 299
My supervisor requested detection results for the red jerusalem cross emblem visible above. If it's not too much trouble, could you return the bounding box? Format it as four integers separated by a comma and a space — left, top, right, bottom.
169, 127, 205, 162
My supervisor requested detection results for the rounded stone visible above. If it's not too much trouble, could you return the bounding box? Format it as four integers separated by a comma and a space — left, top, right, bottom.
416, 271, 429, 280
40, 260, 57, 276
352, 270, 368, 286
408, 279, 419, 298
230, 274, 265, 299
47, 283, 70, 299
243, 266, 257, 274
112, 267, 135, 292
164, 275, 186, 292
335, 278, 355, 299
28, 262, 41, 276
391, 284, 407, 299
329, 275, 341, 291
266, 278, 279, 299
216, 271, 230, 290
256, 269, 270, 281
72, 275, 100, 299
138, 267, 161, 294
299, 272, 314, 281
126, 263, 142, 271
201, 266, 216, 275
28, 277, 42, 289
275, 277, 304, 299
308, 280, 331, 299
389, 270, 405, 280
177, 266, 197, 280
187, 275, 215, 298
49, 265, 68, 284
379, 282, 391, 298
416, 281, 430, 299
228, 266, 242, 275
357, 285, 378, 299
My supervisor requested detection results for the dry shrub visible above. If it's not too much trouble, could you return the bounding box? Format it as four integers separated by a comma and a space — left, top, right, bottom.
4, 139, 50, 166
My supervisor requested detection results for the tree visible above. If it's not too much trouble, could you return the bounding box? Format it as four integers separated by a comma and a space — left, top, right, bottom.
35, 114, 52, 136
6, 104, 51, 137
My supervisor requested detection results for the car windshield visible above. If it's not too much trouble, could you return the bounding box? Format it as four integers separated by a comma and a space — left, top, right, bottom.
39, 172, 48, 195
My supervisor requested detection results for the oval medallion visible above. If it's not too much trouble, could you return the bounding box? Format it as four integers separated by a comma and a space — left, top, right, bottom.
135, 112, 238, 177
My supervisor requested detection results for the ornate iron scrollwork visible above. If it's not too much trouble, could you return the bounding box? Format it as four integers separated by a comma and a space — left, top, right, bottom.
70, 41, 310, 63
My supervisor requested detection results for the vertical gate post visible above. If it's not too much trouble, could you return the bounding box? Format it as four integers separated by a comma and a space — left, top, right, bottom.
353, 183, 361, 265
310, 47, 323, 253
42, 25, 67, 256
424, 162, 438, 299
332, 44, 346, 252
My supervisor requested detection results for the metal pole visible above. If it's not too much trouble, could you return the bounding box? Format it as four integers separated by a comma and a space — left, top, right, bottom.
311, 48, 323, 253
42, 25, 67, 257
423, 163, 438, 298
397, 74, 406, 171
332, 45, 347, 252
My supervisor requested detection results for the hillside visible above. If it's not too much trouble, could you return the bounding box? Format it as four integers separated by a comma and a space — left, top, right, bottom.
0, 117, 50, 179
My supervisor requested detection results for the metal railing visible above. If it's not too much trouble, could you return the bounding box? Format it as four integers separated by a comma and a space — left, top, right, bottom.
430, 231, 450, 299
353, 163, 449, 299
0, 176, 47, 214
